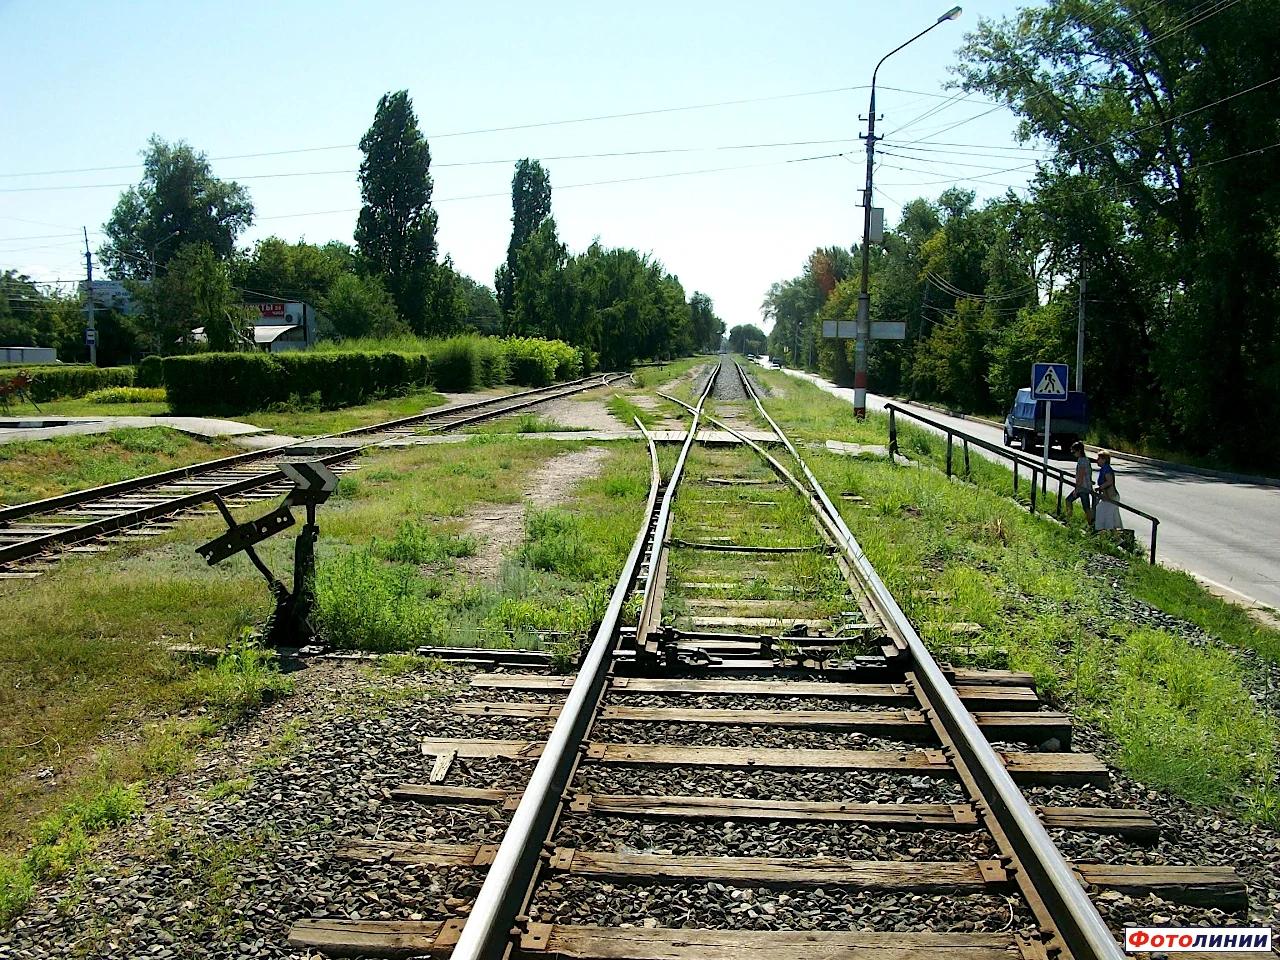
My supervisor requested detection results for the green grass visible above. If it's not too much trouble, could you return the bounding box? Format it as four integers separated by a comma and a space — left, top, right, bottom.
1122, 561, 1280, 663
0, 427, 238, 505
312, 439, 651, 657
0, 783, 140, 926
373, 521, 476, 565
470, 413, 587, 434
606, 393, 656, 429
1108, 628, 1276, 810
236, 388, 448, 435
755, 364, 1280, 821
369, 653, 447, 677
630, 356, 708, 390
82, 386, 167, 404
22, 396, 169, 418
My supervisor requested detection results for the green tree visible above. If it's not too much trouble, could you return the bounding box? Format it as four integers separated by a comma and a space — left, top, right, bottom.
728, 323, 768, 354
143, 243, 248, 353
235, 237, 354, 306
496, 159, 553, 320
0, 272, 45, 347
458, 276, 502, 334
319, 273, 404, 340
512, 218, 570, 338
956, 0, 1280, 465
689, 292, 723, 352
100, 137, 253, 279
422, 258, 470, 336
354, 90, 438, 333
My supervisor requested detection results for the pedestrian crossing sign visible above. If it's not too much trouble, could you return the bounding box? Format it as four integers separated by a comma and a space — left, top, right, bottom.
1032, 362, 1069, 401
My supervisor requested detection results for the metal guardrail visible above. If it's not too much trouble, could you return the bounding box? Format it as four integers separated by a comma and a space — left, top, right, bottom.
886, 402, 1161, 564
742, 367, 1125, 960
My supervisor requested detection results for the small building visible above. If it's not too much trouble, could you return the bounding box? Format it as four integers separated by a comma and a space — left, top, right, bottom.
249, 300, 316, 353
1, 346, 58, 364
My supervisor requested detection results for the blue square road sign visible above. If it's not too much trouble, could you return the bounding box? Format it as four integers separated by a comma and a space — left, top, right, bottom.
1032, 363, 1069, 401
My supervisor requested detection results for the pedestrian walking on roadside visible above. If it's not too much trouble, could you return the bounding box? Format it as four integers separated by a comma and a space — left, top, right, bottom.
1064, 440, 1094, 525
1093, 450, 1123, 531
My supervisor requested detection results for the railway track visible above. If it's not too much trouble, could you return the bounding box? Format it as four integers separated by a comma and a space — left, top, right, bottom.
281, 357, 1253, 960
0, 374, 626, 578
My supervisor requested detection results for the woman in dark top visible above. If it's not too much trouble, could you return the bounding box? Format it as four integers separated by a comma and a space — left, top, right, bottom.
1094, 451, 1122, 530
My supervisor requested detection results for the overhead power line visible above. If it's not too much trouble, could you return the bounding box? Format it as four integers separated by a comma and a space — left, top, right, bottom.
257, 150, 849, 222
0, 138, 862, 194
0, 83, 970, 181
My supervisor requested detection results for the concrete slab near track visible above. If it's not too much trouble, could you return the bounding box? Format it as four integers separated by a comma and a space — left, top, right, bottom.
0, 415, 272, 444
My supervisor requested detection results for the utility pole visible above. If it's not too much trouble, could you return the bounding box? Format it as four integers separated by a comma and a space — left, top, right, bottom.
83, 228, 97, 366
794, 314, 801, 368
1075, 256, 1086, 393
855, 6, 962, 420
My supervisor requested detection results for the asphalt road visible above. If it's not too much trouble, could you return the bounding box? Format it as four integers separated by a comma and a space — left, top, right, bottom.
767, 364, 1280, 611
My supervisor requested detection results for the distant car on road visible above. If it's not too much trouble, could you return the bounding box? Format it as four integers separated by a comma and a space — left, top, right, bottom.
1003, 387, 1089, 453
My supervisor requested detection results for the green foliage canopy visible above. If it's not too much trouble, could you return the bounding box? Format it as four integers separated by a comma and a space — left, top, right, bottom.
100, 137, 253, 280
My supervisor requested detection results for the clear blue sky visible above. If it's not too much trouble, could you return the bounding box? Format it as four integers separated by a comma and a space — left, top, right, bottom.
0, 0, 1040, 330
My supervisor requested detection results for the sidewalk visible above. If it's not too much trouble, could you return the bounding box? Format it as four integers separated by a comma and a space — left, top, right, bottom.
0, 415, 271, 445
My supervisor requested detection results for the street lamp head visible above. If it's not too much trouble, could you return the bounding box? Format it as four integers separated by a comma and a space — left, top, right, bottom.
938, 5, 963, 21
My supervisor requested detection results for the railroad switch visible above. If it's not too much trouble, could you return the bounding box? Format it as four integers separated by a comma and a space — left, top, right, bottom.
195, 459, 338, 647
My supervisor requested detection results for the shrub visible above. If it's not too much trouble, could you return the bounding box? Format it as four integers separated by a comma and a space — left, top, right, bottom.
313, 550, 445, 651
136, 355, 165, 388
505, 337, 581, 386
474, 337, 510, 386
163, 351, 431, 413
14, 365, 135, 402
83, 386, 166, 404
430, 336, 484, 392
162, 336, 581, 413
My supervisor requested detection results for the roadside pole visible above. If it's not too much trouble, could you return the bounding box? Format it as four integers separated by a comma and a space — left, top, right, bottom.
83, 228, 97, 366
1042, 401, 1052, 492
1076, 258, 1086, 392
1032, 362, 1069, 492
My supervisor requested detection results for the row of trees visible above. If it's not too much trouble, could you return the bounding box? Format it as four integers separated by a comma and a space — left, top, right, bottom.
3, 90, 722, 368
765, 0, 1279, 469
494, 159, 723, 366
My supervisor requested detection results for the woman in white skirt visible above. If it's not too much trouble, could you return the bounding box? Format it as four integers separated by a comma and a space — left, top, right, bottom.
1093, 451, 1123, 531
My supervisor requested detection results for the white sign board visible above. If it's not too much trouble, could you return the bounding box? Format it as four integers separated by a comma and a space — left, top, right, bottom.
821, 320, 859, 339
870, 321, 906, 340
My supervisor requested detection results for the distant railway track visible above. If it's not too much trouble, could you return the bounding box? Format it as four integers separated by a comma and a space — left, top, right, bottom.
285, 357, 1249, 960
0, 373, 627, 577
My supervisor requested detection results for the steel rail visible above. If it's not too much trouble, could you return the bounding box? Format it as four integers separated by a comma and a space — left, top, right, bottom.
447, 362, 719, 960
0, 374, 625, 567
736, 362, 1124, 960
0, 374, 613, 525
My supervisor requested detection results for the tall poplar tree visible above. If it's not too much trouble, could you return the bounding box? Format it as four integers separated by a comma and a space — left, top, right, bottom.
496, 159, 552, 322
355, 90, 438, 331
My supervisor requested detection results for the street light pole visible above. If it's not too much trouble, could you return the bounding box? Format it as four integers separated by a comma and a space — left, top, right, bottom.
855, 5, 962, 419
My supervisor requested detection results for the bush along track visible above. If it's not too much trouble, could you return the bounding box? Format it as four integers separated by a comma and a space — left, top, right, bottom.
747, 362, 1280, 826
161, 334, 587, 414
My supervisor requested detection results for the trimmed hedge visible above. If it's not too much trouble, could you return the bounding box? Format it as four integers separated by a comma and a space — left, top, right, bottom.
8, 365, 136, 402
136, 356, 164, 388
163, 352, 431, 413
161, 336, 587, 414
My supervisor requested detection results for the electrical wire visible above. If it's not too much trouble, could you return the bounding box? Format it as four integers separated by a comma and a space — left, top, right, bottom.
258, 150, 849, 222
0, 83, 973, 181
0, 138, 863, 195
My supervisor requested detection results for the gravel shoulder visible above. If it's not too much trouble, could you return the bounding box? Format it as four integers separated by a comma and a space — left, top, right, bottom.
0, 662, 538, 960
